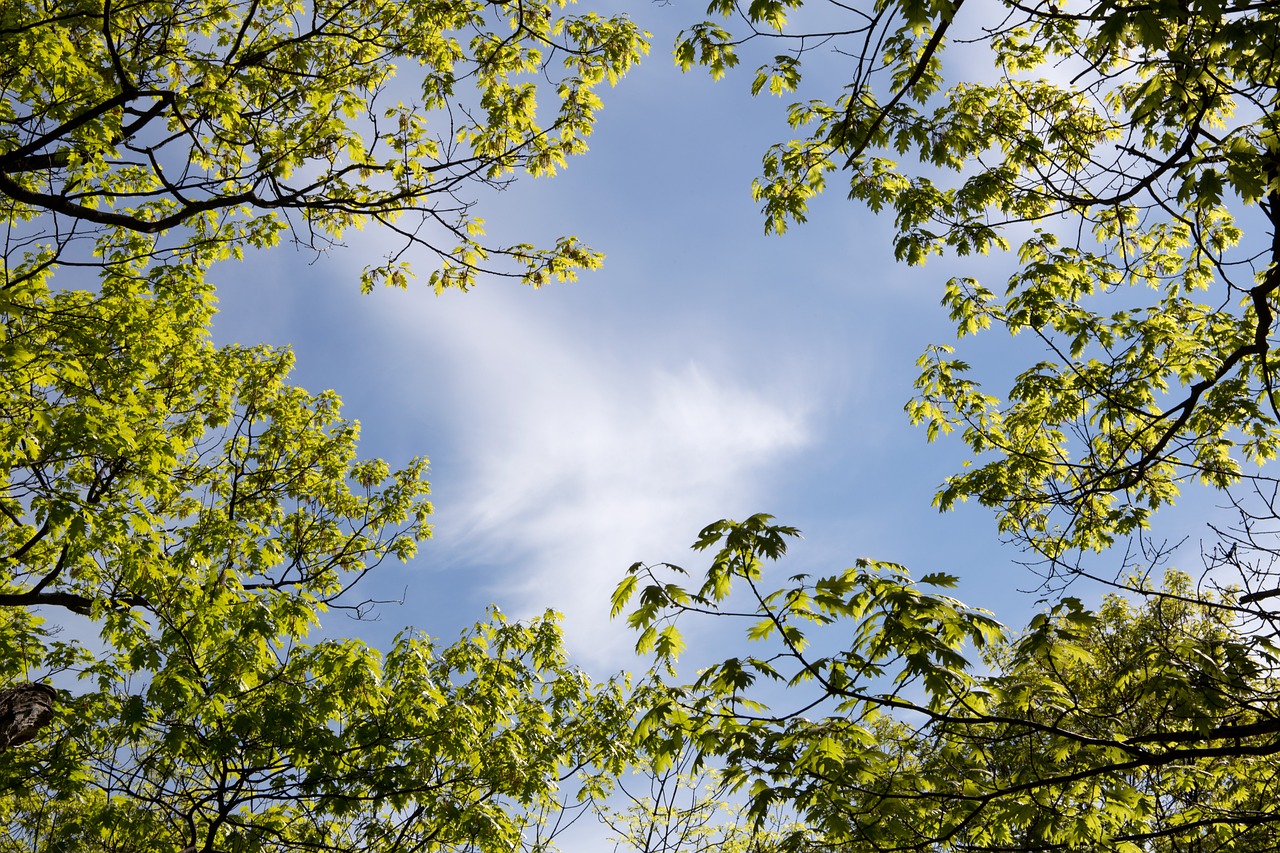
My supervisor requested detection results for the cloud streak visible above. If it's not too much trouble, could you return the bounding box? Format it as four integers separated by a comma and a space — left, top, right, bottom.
365, 285, 816, 667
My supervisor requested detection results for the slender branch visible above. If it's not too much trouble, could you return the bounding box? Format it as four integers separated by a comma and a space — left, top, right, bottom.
837, 0, 965, 168
0, 92, 135, 174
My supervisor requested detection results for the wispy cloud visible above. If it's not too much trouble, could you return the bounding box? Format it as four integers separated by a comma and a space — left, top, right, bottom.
363, 285, 817, 667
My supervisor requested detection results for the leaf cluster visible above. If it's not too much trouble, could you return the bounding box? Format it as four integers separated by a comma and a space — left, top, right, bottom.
673, 0, 1280, 569
0, 1, 655, 847
0, 0, 649, 291
618, 517, 1280, 852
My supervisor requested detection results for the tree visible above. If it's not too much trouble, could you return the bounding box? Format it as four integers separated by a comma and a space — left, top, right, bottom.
0, 0, 647, 848
0, 269, 637, 851
612, 0, 1280, 849
616, 515, 1280, 852
2, 0, 647, 290
597, 738, 816, 853
675, 0, 1280, 572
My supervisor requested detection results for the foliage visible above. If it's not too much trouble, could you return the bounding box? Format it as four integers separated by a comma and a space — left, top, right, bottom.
0, 192, 636, 852
1, 602, 635, 851
0, 0, 648, 848
617, 515, 1280, 852
598, 747, 804, 853
611, 0, 1280, 850
674, 0, 1280, 568
1, 0, 648, 291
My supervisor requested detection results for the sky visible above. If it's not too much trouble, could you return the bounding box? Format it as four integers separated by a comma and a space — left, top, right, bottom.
202, 3, 1212, 675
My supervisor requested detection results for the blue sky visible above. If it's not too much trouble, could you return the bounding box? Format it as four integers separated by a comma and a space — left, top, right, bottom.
202, 4, 1196, 672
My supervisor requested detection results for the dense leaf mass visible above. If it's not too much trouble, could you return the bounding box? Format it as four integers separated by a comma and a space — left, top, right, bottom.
618, 517, 1280, 852
0, 0, 647, 289
614, 0, 1280, 850
0, 1, 645, 850
679, 0, 1280, 563
10, 0, 1280, 851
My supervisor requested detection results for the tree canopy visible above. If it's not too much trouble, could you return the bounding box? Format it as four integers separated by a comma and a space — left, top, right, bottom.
676, 0, 1280, 565
617, 516, 1280, 852
1, 0, 646, 849
1, 0, 646, 290
613, 0, 1280, 851
9, 0, 1280, 851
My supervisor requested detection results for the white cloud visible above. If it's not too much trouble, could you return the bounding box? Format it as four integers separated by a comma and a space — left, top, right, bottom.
367, 286, 817, 667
